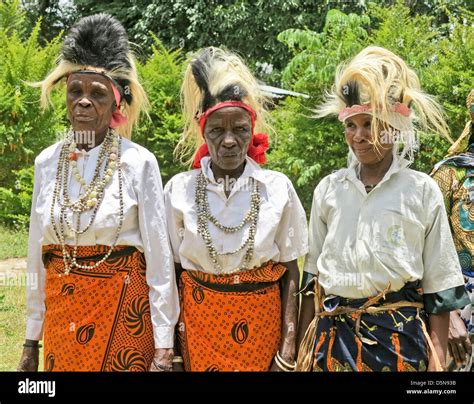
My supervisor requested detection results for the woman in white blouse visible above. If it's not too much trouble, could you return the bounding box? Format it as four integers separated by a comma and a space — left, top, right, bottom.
165, 47, 308, 371
17, 14, 178, 372
296, 46, 470, 372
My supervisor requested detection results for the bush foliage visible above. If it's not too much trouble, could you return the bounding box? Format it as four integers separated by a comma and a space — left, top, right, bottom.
0, 0, 472, 225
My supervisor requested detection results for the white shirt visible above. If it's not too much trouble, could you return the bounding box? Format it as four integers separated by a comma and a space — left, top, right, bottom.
304, 158, 466, 298
25, 138, 179, 348
164, 156, 308, 274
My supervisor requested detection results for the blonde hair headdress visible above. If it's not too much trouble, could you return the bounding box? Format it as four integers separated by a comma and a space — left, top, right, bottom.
178, 47, 272, 166
35, 13, 148, 139
315, 46, 452, 166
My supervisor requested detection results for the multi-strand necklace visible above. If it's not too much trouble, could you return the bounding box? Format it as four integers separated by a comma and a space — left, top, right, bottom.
195, 171, 260, 273
50, 129, 124, 275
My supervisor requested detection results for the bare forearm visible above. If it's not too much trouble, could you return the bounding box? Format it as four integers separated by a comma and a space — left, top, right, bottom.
279, 260, 300, 360
428, 312, 450, 371
296, 294, 316, 350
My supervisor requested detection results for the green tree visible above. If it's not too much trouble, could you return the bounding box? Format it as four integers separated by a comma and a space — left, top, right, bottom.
71, 0, 368, 83
268, 9, 370, 210
268, 1, 473, 211
0, 0, 66, 188
135, 37, 187, 184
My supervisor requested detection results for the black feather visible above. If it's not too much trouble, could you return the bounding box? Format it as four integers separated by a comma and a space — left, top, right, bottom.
114, 77, 132, 105
190, 49, 215, 112
191, 47, 249, 112
62, 13, 131, 74
340, 80, 360, 106
191, 61, 214, 111
217, 84, 247, 102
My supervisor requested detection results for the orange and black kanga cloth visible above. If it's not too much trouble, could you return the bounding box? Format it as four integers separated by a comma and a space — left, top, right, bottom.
178, 262, 286, 371
42, 244, 154, 371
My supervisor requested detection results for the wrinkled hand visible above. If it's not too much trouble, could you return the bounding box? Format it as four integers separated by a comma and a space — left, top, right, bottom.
269, 359, 283, 372
149, 348, 173, 372
448, 311, 472, 369
269, 349, 295, 372
17, 347, 39, 372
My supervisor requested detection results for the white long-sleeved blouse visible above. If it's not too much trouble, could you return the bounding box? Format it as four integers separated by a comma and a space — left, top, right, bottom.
164, 156, 309, 274
25, 137, 179, 348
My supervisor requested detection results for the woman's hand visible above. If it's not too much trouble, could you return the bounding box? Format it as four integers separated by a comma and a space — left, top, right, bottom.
448, 310, 472, 369
269, 358, 283, 372
273, 260, 299, 372
269, 351, 295, 372
427, 312, 450, 371
149, 348, 173, 372
17, 346, 39, 372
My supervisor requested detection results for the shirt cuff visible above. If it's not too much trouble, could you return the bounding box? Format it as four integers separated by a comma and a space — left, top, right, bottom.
26, 318, 44, 341
423, 285, 471, 314
279, 246, 309, 263
153, 326, 175, 349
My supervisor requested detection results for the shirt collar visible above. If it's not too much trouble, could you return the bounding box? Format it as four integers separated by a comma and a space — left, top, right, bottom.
200, 155, 268, 185
342, 157, 411, 186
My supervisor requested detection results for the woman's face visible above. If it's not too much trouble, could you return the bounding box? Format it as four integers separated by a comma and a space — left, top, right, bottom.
204, 107, 252, 171
344, 113, 393, 165
66, 72, 115, 135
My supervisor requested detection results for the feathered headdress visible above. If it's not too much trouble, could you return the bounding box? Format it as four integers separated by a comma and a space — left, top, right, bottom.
36, 13, 148, 139
178, 47, 273, 168
315, 46, 452, 165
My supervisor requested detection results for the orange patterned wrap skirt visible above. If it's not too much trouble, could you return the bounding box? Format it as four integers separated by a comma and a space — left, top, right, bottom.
178, 262, 286, 371
42, 244, 154, 371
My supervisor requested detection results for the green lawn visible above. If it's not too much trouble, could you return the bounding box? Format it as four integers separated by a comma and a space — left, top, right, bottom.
0, 225, 28, 260
0, 225, 33, 371
0, 278, 43, 371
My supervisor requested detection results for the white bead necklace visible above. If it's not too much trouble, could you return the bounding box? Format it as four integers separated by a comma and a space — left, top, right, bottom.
50, 129, 124, 275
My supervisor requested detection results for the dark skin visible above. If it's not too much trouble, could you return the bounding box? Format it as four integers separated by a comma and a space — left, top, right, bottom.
17, 72, 172, 372
203, 107, 252, 195
173, 107, 300, 371
296, 113, 450, 370
448, 310, 472, 368
66, 72, 116, 151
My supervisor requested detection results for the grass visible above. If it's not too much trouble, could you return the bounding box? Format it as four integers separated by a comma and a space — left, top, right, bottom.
0, 225, 28, 260
0, 225, 34, 371
0, 277, 43, 371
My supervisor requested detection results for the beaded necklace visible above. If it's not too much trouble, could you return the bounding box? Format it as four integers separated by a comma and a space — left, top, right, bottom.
195, 171, 260, 273
50, 129, 124, 275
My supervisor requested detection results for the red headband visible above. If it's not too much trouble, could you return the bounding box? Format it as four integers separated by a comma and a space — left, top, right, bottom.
66, 72, 128, 129
338, 102, 411, 121
193, 101, 268, 169
199, 101, 257, 135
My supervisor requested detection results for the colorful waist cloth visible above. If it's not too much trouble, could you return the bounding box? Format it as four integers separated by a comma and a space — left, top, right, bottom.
178, 262, 286, 371
300, 282, 431, 372
42, 244, 154, 371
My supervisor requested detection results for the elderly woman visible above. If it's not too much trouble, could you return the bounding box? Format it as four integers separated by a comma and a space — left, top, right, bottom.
430, 90, 474, 371
296, 46, 469, 372
17, 14, 179, 372
164, 47, 308, 371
